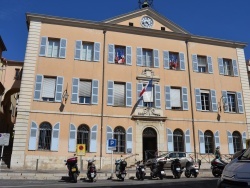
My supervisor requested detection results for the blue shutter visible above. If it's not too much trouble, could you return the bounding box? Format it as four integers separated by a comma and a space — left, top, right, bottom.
137, 83, 143, 107
185, 129, 191, 153
237, 92, 244, 113
71, 78, 79, 103
192, 54, 198, 72
215, 131, 220, 148
51, 123, 60, 151
126, 127, 132, 153
34, 75, 43, 101
199, 130, 205, 154
153, 49, 159, 68
91, 80, 99, 104
210, 89, 218, 112
154, 84, 161, 108
90, 125, 98, 152
94, 42, 100, 62
242, 132, 246, 149
207, 56, 213, 73
106, 125, 113, 154
163, 51, 169, 69
179, 52, 185, 70
167, 128, 173, 152
107, 81, 114, 106
126, 46, 132, 65
39, 36, 47, 56
28, 121, 37, 150
182, 87, 189, 110
55, 76, 64, 102
126, 82, 132, 107
68, 124, 76, 152
232, 59, 239, 76
218, 58, 224, 75
222, 90, 229, 112
165, 86, 171, 109
195, 88, 201, 111
74, 40, 82, 60
59, 38, 67, 58
227, 131, 234, 154
136, 47, 142, 66
108, 44, 114, 63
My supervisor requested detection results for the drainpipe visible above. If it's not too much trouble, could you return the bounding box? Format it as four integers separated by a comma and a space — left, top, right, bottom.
185, 40, 197, 161
100, 30, 106, 169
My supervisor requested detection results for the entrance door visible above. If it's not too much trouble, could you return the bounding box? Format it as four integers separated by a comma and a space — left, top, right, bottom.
143, 127, 157, 161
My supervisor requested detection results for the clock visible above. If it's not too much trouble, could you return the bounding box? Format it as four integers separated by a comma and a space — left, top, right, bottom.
141, 16, 154, 28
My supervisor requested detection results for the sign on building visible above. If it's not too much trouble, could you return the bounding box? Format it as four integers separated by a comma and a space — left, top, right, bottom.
76, 144, 86, 156
108, 139, 117, 150
0, 133, 10, 146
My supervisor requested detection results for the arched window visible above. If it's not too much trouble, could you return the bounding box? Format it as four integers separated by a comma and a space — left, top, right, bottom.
173, 129, 184, 152
204, 130, 214, 154
114, 126, 126, 153
38, 122, 52, 150
232, 131, 242, 153
77, 124, 90, 152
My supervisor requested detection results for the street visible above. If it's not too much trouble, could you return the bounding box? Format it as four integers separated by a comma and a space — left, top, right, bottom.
0, 177, 218, 188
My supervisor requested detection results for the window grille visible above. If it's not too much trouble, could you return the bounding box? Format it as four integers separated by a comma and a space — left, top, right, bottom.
114, 126, 126, 153
173, 129, 184, 152
232, 131, 242, 153
77, 124, 89, 151
38, 122, 52, 150
204, 131, 214, 154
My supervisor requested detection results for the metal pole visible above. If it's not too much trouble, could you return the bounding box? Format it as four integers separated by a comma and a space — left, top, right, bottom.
36, 159, 38, 171
111, 150, 113, 178
80, 156, 83, 171
0, 146, 4, 171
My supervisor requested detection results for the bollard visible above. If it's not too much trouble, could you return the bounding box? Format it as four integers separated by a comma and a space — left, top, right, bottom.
36, 159, 39, 171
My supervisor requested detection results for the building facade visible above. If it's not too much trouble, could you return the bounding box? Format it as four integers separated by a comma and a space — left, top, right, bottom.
10, 8, 249, 170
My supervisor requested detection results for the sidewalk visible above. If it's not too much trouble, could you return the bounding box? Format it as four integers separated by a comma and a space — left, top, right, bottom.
0, 168, 213, 180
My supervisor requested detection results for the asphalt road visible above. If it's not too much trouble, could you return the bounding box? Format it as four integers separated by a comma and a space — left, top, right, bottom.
0, 177, 218, 188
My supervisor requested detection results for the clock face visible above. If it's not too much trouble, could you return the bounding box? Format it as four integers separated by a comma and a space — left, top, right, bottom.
141, 16, 154, 28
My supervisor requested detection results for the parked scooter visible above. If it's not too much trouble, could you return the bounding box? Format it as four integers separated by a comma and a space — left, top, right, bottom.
64, 156, 80, 183
115, 158, 127, 181
86, 158, 97, 182
210, 157, 228, 177
135, 160, 146, 180
150, 158, 166, 180
184, 157, 199, 178
171, 158, 183, 179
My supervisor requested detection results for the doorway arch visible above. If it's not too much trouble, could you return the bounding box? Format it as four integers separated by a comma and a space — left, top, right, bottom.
143, 127, 157, 161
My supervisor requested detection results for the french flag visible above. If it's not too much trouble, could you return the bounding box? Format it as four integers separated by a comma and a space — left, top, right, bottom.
139, 79, 153, 97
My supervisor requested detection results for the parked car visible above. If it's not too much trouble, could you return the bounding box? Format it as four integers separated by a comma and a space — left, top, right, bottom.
217, 147, 250, 188
145, 152, 193, 169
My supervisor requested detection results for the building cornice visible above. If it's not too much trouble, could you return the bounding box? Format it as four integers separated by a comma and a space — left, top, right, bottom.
26, 13, 247, 49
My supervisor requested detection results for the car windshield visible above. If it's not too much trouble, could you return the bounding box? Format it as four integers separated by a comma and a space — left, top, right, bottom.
240, 148, 250, 160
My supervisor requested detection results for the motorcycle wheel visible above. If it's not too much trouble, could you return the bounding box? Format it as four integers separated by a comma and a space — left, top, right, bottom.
72, 173, 77, 183
176, 173, 181, 179
185, 171, 191, 178
121, 178, 124, 181
212, 168, 221, 178
159, 174, 163, 180
193, 173, 197, 178
136, 172, 140, 180
141, 174, 145, 181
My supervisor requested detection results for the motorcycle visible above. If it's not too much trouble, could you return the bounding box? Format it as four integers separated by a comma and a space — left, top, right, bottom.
115, 158, 127, 181
86, 158, 97, 182
150, 158, 166, 180
184, 158, 199, 178
64, 156, 80, 183
171, 158, 183, 179
210, 157, 228, 177
135, 160, 146, 180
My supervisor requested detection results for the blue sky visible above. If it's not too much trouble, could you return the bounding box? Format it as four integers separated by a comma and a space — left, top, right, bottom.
0, 0, 249, 61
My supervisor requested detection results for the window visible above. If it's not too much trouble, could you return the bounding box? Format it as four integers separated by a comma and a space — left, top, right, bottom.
200, 90, 210, 111
232, 131, 242, 153
114, 126, 126, 153
197, 56, 207, 73
218, 58, 238, 76
77, 124, 90, 152
115, 46, 126, 64
38, 122, 52, 150
204, 131, 214, 154
114, 82, 125, 106
142, 82, 154, 107
170, 87, 181, 110
137, 48, 159, 68
75, 41, 100, 62
173, 129, 184, 152
223, 59, 232, 76
82, 43, 93, 61
227, 93, 236, 112
165, 86, 188, 111
15, 69, 20, 80
42, 77, 56, 102
47, 39, 60, 58
79, 80, 92, 104
142, 49, 153, 67
169, 52, 179, 70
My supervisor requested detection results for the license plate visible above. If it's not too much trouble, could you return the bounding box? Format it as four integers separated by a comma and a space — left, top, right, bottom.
176, 168, 180, 171
91, 173, 95, 177
161, 171, 165, 174
142, 169, 145, 171
72, 168, 76, 172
